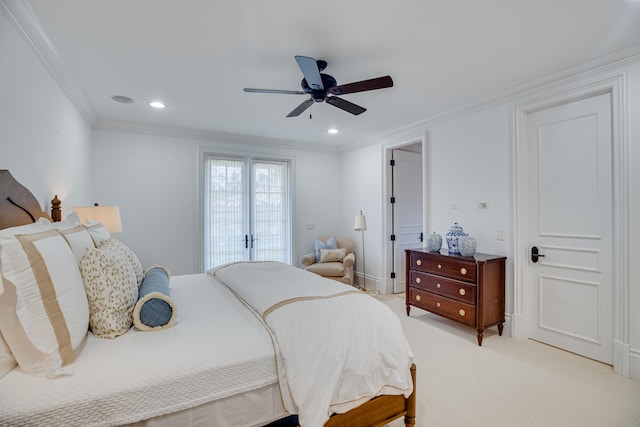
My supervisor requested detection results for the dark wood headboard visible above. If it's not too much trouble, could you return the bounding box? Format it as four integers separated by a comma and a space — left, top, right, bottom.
0, 170, 56, 230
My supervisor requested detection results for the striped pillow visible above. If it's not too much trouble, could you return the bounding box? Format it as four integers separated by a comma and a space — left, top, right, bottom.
0, 331, 16, 379
0, 227, 89, 376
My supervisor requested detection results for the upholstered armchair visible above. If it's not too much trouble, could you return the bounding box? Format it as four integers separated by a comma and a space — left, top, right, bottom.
301, 236, 355, 285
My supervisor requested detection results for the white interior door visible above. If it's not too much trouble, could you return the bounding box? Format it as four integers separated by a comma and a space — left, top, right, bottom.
527, 92, 613, 364
393, 148, 423, 294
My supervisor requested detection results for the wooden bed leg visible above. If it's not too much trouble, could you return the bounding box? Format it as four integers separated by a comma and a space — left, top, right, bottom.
405, 363, 417, 427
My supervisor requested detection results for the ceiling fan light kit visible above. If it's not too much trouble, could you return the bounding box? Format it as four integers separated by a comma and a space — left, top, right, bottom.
244, 55, 393, 117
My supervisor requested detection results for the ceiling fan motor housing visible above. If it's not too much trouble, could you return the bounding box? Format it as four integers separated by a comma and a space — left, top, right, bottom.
301, 74, 337, 102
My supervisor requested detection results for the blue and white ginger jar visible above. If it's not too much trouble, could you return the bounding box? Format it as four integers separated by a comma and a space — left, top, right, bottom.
446, 222, 467, 255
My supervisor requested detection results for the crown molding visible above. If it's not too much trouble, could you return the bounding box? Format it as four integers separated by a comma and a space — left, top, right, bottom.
0, 0, 96, 125
93, 119, 340, 154
4, 0, 640, 155
344, 43, 640, 153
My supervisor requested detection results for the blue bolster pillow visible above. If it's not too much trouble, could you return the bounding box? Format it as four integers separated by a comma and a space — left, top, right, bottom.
133, 266, 177, 331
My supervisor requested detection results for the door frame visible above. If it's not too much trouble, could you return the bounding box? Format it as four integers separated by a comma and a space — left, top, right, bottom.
513, 73, 630, 376
382, 132, 430, 295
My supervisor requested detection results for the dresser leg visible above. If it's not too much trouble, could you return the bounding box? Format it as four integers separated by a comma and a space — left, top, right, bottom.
498, 322, 504, 336
406, 304, 411, 316
476, 331, 484, 346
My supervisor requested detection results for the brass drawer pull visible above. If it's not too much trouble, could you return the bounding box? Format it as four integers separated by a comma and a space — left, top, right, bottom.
437, 264, 442, 269
415, 295, 421, 302
460, 267, 467, 275
436, 302, 441, 308
459, 309, 466, 317
436, 283, 441, 288
416, 259, 422, 266
416, 277, 421, 284
459, 288, 466, 296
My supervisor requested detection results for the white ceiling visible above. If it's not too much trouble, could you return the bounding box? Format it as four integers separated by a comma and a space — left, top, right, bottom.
16, 0, 640, 149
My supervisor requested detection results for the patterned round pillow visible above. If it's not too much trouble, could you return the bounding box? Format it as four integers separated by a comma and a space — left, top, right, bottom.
80, 245, 138, 339
101, 238, 144, 286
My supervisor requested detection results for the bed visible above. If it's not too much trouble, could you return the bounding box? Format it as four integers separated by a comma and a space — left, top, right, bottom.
0, 169, 416, 427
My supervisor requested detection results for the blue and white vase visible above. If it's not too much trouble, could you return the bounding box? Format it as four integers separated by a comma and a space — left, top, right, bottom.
458, 236, 477, 257
446, 222, 467, 255
425, 231, 442, 252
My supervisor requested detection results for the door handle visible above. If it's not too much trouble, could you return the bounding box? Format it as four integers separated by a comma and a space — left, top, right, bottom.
531, 246, 546, 263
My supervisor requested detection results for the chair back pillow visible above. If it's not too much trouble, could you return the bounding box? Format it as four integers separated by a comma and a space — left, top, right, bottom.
319, 248, 347, 263
314, 236, 337, 262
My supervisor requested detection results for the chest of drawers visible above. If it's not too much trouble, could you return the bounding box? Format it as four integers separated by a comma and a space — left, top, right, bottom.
405, 249, 506, 346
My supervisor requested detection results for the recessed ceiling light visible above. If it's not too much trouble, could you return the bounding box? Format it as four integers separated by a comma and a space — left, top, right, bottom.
328, 128, 339, 134
111, 95, 134, 103
149, 101, 166, 109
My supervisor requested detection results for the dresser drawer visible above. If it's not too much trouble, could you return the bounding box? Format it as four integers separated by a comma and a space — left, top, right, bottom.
409, 271, 476, 304
409, 253, 476, 283
409, 288, 476, 327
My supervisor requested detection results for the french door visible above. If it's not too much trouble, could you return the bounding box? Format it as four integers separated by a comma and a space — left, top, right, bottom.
204, 155, 291, 270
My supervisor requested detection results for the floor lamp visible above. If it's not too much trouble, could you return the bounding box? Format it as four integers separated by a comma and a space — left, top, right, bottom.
354, 210, 379, 293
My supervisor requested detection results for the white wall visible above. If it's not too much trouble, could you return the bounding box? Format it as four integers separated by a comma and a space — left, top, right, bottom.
346, 58, 640, 379
0, 9, 92, 214
340, 145, 384, 288
91, 129, 343, 275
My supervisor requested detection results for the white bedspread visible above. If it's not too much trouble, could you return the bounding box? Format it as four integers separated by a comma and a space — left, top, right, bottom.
0, 273, 279, 427
210, 261, 414, 427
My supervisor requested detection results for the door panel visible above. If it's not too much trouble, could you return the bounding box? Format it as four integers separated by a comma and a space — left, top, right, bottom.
527, 92, 613, 364
393, 149, 423, 293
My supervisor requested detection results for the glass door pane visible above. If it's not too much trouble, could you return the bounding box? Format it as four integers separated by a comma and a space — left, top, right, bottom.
252, 160, 290, 263
205, 158, 248, 268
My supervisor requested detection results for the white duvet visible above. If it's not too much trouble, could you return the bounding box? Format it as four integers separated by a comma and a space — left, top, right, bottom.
210, 261, 414, 427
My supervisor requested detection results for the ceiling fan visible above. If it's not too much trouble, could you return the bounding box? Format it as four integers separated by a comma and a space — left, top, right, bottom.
243, 55, 393, 117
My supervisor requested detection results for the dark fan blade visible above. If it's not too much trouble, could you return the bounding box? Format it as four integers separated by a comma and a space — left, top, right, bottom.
326, 96, 366, 115
244, 88, 305, 95
328, 75, 393, 95
286, 98, 314, 117
295, 56, 323, 90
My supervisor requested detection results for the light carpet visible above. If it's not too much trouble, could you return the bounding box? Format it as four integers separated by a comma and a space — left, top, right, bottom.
377, 294, 640, 427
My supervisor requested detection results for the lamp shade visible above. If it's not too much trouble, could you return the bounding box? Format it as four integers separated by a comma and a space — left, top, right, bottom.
354, 210, 367, 231
73, 204, 122, 233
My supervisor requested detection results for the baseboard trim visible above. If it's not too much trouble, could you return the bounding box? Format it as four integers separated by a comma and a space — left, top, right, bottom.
628, 346, 640, 380
510, 312, 527, 340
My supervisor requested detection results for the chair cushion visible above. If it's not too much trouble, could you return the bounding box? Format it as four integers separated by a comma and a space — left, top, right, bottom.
306, 261, 345, 277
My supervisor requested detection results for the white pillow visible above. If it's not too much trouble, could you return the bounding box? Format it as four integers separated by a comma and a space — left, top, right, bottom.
80, 243, 138, 339
0, 228, 89, 376
85, 220, 111, 246
58, 226, 96, 265
52, 212, 82, 230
